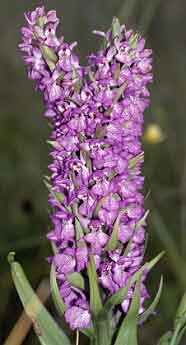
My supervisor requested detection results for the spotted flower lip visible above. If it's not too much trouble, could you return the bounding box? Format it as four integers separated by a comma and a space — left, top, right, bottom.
20, 6, 152, 330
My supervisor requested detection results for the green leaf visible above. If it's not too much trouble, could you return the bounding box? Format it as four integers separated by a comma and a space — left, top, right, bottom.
43, 179, 52, 191
174, 324, 186, 345
104, 251, 164, 311
108, 169, 117, 181
157, 332, 172, 345
88, 70, 96, 82
67, 272, 85, 290
128, 152, 144, 169
57, 72, 65, 82
138, 275, 163, 323
37, 16, 45, 29
106, 207, 130, 251
8, 253, 71, 345
75, 217, 84, 240
53, 191, 65, 204
135, 210, 149, 230
95, 124, 106, 139
105, 83, 128, 118
114, 63, 121, 81
114, 274, 142, 345
50, 264, 66, 316
87, 255, 103, 317
72, 68, 83, 93
128, 33, 140, 49
72, 204, 89, 235
40, 45, 58, 63
44, 175, 51, 182
113, 82, 128, 104
44, 180, 71, 213
124, 210, 149, 256
44, 180, 65, 204
47, 140, 59, 148
112, 17, 121, 40
80, 327, 95, 340
93, 194, 109, 218
46, 60, 56, 72
81, 150, 92, 170
175, 289, 186, 328
51, 242, 58, 254
40, 45, 58, 72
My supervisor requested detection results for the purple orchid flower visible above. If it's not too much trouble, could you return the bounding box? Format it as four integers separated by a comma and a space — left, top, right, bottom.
20, 6, 152, 330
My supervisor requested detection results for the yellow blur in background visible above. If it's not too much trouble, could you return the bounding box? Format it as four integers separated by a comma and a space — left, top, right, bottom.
144, 123, 165, 144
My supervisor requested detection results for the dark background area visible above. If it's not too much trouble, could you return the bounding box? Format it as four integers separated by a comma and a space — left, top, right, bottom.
1, 0, 186, 344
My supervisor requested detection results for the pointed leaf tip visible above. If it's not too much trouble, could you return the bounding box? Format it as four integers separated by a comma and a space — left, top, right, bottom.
139, 275, 163, 323
7, 251, 16, 264
40, 45, 58, 63
104, 251, 164, 311
44, 179, 66, 205
67, 272, 85, 290
112, 17, 121, 40
106, 206, 130, 251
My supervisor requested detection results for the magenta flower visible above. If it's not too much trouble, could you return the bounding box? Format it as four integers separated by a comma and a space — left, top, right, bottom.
20, 6, 152, 330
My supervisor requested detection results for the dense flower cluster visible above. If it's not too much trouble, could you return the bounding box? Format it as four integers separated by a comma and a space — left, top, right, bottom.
20, 6, 153, 330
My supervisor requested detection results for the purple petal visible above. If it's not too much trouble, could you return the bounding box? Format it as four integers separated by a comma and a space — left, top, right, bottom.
65, 306, 91, 330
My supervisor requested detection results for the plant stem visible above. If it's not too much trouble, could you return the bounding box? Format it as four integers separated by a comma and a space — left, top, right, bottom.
169, 325, 181, 345
76, 330, 79, 345
91, 316, 112, 345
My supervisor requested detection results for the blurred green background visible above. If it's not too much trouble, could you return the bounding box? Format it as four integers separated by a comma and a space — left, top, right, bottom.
1, 0, 186, 344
